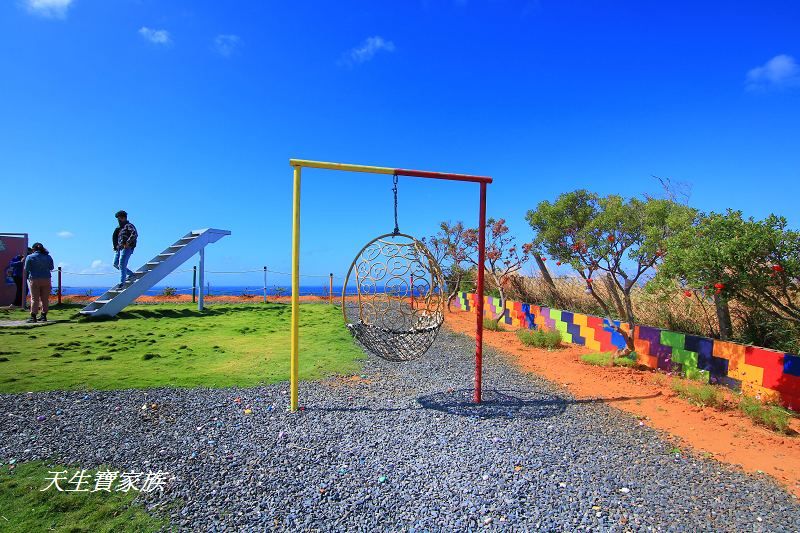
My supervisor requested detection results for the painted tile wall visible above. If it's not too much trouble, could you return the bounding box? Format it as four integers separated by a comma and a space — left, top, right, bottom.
455, 292, 800, 412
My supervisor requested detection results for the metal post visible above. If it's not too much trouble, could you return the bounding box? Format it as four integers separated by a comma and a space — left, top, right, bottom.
329, 273, 333, 305
192, 266, 197, 304
475, 182, 487, 404
57, 267, 62, 304
263, 266, 268, 303
198, 248, 205, 311
290, 165, 301, 411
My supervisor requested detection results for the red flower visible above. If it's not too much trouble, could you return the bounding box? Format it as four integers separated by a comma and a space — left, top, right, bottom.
540, 257, 547, 262
772, 265, 784, 272
683, 290, 692, 298
607, 235, 615, 242
556, 261, 562, 266
714, 282, 725, 290
586, 278, 593, 284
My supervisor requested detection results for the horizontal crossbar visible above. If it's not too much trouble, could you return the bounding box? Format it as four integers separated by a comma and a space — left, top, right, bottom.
289, 159, 492, 184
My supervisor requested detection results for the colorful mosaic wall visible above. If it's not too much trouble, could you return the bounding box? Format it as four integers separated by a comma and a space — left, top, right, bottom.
455, 292, 800, 412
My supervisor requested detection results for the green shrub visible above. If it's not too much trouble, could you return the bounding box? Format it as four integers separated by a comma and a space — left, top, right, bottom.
483, 318, 504, 332
516, 328, 563, 349
739, 396, 792, 434
671, 379, 726, 409
580, 352, 636, 367
161, 287, 177, 297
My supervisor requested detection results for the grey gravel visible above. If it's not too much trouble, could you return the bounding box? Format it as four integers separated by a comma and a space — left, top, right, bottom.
1, 328, 798, 532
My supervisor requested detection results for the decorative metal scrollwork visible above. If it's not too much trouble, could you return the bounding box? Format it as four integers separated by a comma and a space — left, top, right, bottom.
342, 232, 445, 362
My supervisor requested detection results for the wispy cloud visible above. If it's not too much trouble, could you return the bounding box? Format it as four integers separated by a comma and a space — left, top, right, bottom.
138, 26, 171, 45
746, 54, 800, 91
57, 230, 73, 238
213, 34, 242, 57
340, 36, 395, 66
81, 259, 113, 274
24, 0, 74, 19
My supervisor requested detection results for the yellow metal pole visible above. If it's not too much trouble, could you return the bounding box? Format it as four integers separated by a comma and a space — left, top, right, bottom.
289, 159, 395, 175
290, 165, 301, 412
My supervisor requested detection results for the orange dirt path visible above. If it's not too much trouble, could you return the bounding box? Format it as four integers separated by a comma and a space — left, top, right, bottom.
444, 309, 800, 498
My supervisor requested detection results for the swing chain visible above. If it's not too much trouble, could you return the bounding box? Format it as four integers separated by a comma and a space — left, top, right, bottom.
392, 174, 400, 235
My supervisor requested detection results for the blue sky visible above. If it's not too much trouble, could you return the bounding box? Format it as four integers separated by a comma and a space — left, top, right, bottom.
1, 0, 799, 288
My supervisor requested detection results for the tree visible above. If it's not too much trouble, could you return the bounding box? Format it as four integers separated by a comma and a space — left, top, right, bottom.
658, 210, 800, 325
526, 190, 697, 355
464, 218, 531, 324
425, 221, 475, 311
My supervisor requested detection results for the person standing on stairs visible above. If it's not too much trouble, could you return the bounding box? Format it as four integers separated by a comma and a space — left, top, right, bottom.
112, 218, 123, 271
24, 243, 54, 322
115, 210, 138, 287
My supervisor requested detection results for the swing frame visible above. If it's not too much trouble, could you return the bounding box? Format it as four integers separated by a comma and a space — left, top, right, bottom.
289, 159, 491, 411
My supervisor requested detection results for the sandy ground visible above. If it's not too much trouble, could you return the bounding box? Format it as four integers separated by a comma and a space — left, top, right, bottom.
444, 308, 800, 499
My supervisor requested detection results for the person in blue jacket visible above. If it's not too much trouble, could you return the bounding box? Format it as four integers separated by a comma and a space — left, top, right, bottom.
5, 247, 30, 307
24, 243, 54, 322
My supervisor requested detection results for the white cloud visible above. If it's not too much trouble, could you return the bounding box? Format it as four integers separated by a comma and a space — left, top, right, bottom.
24, 0, 74, 18
746, 54, 800, 91
57, 230, 73, 238
213, 34, 242, 57
139, 26, 171, 45
90, 259, 103, 269
341, 36, 395, 66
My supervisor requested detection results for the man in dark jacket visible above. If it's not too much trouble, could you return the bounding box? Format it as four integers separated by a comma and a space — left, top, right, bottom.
115, 210, 138, 286
6, 248, 29, 306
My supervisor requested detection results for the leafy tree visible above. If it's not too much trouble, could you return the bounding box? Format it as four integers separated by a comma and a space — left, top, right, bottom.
425, 221, 475, 311
658, 210, 800, 326
526, 190, 697, 355
464, 218, 531, 324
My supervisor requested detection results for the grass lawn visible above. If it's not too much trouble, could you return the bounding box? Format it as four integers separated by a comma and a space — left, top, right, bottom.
0, 461, 166, 532
0, 303, 364, 393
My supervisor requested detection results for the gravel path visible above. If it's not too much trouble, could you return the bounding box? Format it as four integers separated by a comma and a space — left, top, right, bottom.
1, 328, 798, 531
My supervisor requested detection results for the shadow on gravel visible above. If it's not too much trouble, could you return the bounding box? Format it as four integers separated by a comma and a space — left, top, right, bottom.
416, 389, 662, 420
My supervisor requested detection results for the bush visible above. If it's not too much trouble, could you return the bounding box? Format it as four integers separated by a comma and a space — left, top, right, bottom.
483, 318, 504, 332
580, 352, 636, 367
161, 287, 177, 297
739, 396, 792, 434
670, 379, 726, 409
516, 328, 563, 349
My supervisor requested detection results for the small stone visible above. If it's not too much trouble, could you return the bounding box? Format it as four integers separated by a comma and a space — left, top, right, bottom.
619, 487, 630, 494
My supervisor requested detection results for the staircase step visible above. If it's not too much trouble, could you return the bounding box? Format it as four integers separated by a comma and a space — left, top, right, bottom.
94, 299, 111, 305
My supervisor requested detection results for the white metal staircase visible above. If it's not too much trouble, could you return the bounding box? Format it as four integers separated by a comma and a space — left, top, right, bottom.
80, 228, 231, 318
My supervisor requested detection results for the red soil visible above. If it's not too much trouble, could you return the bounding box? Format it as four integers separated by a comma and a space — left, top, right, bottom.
444, 308, 800, 498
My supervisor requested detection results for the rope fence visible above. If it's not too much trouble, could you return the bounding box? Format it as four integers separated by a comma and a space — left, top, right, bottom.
55, 265, 483, 302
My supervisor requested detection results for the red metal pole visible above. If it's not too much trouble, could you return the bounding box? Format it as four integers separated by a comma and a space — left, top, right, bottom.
57, 266, 62, 304
475, 181, 487, 403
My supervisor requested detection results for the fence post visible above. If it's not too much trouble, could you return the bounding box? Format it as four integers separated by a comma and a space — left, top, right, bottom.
264, 266, 268, 303
329, 273, 333, 304
57, 267, 62, 304
192, 266, 197, 304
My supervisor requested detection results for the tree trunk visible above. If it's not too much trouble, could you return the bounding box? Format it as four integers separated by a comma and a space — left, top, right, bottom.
603, 273, 626, 318
714, 294, 733, 340
533, 255, 558, 295
446, 272, 463, 312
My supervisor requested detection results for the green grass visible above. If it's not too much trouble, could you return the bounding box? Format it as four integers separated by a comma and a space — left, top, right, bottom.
0, 303, 364, 393
670, 378, 727, 409
516, 328, 563, 350
0, 461, 166, 532
483, 318, 504, 332
739, 396, 793, 434
579, 352, 637, 367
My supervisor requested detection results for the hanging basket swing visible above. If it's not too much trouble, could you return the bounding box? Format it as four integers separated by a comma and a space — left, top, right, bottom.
341, 177, 445, 362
